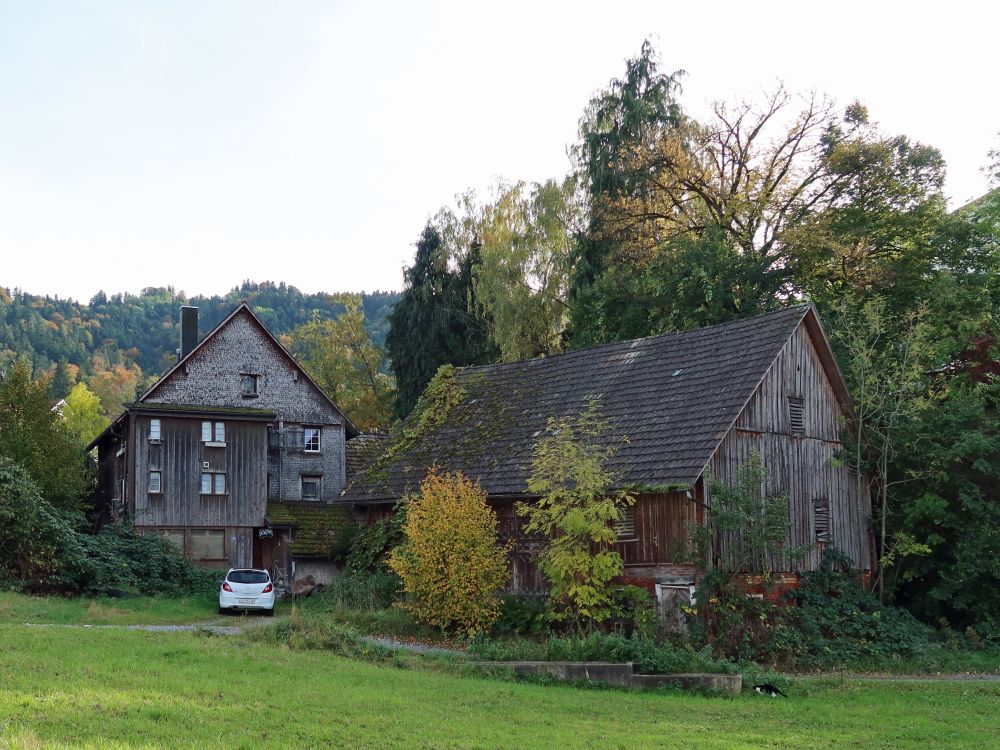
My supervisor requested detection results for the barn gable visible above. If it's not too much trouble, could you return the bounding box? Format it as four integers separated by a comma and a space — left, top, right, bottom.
709, 313, 870, 570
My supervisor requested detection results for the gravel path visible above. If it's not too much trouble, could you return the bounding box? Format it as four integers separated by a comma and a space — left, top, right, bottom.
362, 635, 463, 656
22, 622, 245, 635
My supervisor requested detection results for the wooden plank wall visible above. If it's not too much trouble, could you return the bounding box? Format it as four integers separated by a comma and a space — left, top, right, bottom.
132, 415, 268, 528
711, 323, 871, 571
494, 491, 701, 594
131, 415, 267, 568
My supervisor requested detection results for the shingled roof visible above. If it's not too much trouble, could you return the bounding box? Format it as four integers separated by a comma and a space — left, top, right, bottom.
342, 304, 824, 505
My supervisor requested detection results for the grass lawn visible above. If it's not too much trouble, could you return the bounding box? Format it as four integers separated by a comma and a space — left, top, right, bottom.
0, 590, 285, 626
0, 624, 997, 749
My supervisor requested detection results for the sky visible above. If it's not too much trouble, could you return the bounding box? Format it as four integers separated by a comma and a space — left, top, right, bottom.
1, 1, 997, 302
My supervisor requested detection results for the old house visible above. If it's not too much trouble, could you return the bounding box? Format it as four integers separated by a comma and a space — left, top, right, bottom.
88, 303, 358, 584
341, 304, 872, 605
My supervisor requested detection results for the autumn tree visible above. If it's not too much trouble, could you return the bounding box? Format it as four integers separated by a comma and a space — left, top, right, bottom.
86, 360, 141, 418
287, 294, 395, 431
520, 400, 634, 629
389, 469, 509, 635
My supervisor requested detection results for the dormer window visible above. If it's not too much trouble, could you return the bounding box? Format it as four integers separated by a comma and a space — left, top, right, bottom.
241, 374, 259, 397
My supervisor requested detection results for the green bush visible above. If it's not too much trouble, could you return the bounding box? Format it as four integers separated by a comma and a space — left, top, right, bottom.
0, 457, 218, 596
788, 549, 936, 668
347, 514, 405, 573
468, 632, 734, 675
74, 526, 220, 596
686, 550, 944, 670
609, 585, 657, 639
494, 595, 551, 637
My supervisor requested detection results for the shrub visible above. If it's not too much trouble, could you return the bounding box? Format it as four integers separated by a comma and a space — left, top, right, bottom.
0, 458, 88, 591
609, 585, 657, 639
494, 595, 551, 637
0, 458, 218, 596
788, 549, 935, 668
347, 513, 405, 573
686, 550, 943, 669
389, 469, 509, 636
521, 400, 634, 628
74, 526, 220, 596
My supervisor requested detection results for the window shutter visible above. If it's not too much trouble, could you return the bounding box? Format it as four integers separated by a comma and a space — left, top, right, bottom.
788, 397, 805, 436
814, 498, 831, 542
614, 506, 637, 540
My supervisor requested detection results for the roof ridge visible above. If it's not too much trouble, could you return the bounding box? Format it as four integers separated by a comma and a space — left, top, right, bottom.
461, 303, 813, 375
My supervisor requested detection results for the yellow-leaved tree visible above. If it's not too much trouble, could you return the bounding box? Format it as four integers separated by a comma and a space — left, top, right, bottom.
389, 469, 509, 635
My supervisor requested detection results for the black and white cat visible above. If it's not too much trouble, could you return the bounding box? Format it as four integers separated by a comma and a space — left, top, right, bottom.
753, 683, 788, 698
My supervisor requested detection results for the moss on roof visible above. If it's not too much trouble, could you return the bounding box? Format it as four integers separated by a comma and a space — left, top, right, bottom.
126, 402, 276, 417
265, 500, 355, 557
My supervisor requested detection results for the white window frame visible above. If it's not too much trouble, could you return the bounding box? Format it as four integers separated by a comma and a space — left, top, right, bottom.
202, 421, 226, 444
149, 471, 162, 494
149, 418, 161, 442
201, 472, 227, 495
303, 426, 321, 453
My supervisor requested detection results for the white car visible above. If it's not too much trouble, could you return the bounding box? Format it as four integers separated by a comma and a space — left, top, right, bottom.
219, 568, 275, 615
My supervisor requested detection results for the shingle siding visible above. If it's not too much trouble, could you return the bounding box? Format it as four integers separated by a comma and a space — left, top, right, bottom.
146, 309, 346, 496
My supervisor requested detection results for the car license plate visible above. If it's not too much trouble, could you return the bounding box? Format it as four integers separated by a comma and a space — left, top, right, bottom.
238, 598, 256, 604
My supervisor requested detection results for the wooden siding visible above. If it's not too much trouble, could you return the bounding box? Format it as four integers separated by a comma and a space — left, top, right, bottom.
711, 323, 871, 571
495, 491, 702, 594
139, 525, 256, 568
130, 414, 267, 567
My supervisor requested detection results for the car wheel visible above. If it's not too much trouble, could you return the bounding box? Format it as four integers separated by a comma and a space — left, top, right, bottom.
265, 607, 274, 617
218, 607, 226, 615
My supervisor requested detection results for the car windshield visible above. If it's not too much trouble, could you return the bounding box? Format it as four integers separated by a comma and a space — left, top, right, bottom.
227, 570, 269, 584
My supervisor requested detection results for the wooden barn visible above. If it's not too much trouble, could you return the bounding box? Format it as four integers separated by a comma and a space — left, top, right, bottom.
341, 304, 872, 605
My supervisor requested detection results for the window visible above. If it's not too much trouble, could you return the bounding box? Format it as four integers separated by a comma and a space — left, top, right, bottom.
202, 421, 225, 443
149, 471, 162, 494
189, 529, 226, 560
241, 374, 259, 397
157, 529, 184, 551
301, 475, 321, 500
614, 506, 637, 540
149, 418, 161, 441
227, 570, 269, 584
813, 498, 831, 543
201, 472, 227, 495
303, 426, 321, 452
788, 397, 805, 436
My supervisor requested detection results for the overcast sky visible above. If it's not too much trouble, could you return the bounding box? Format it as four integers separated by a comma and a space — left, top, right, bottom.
1, 1, 997, 302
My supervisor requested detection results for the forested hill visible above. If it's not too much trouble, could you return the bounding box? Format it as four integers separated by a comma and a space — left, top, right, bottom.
0, 281, 400, 395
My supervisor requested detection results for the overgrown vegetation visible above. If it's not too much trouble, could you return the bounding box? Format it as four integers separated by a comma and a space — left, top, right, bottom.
390, 470, 509, 635
520, 399, 635, 629
0, 457, 217, 596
